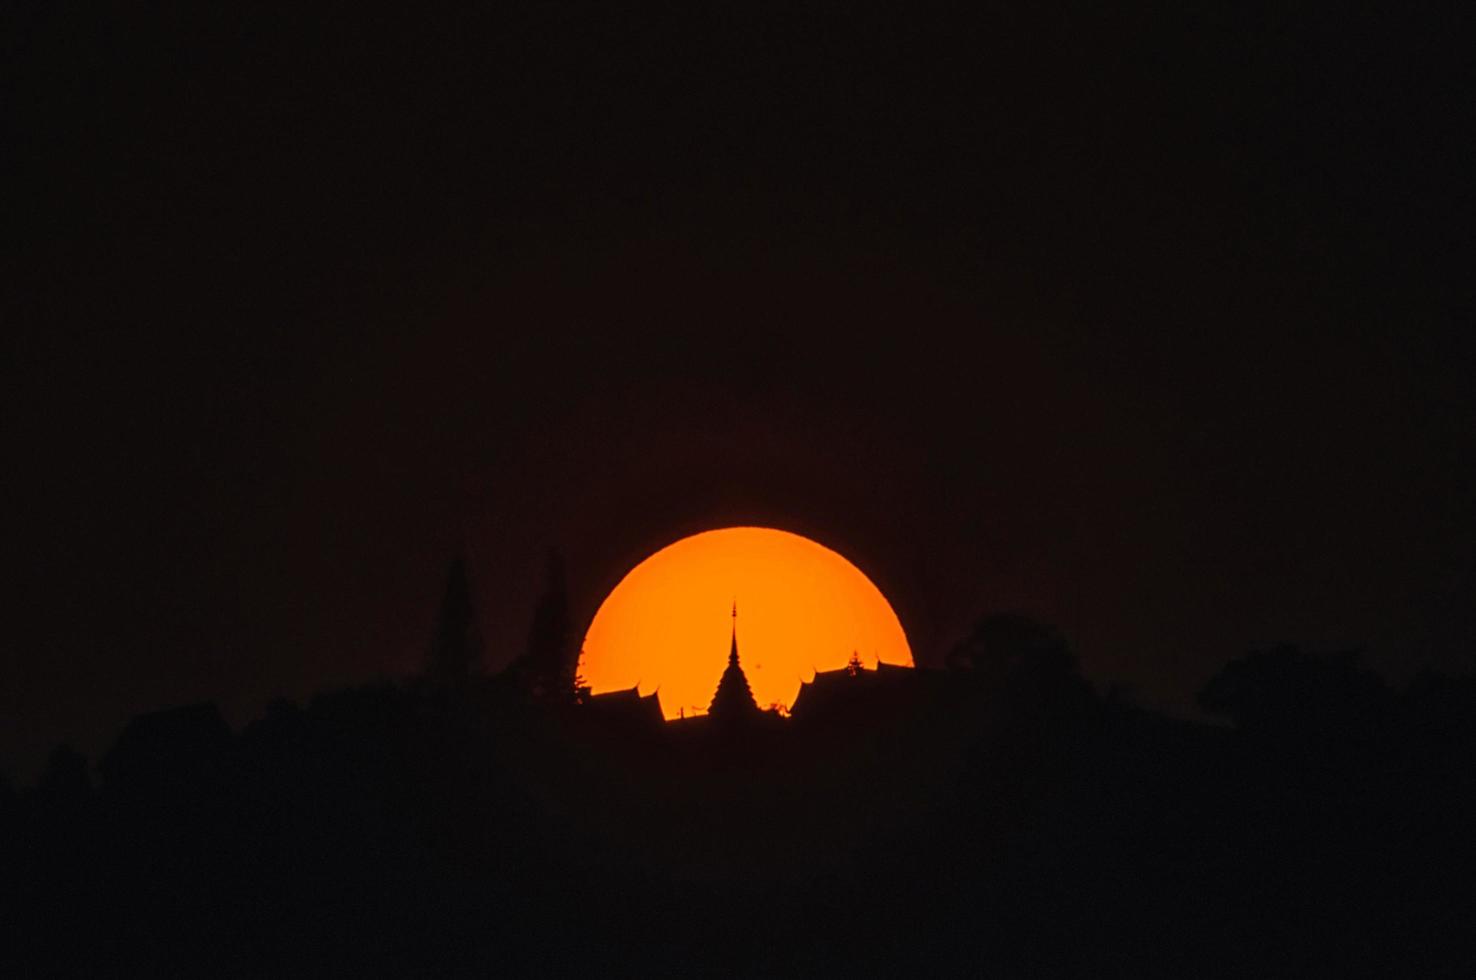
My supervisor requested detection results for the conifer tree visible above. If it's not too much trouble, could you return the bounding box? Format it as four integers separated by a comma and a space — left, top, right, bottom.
428, 555, 484, 685
521, 549, 576, 700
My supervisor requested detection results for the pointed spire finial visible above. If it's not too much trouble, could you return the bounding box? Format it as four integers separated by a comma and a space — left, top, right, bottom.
728, 600, 740, 667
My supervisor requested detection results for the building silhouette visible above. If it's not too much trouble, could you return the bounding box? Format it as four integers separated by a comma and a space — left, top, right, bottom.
584, 685, 665, 729
707, 603, 762, 721
791, 656, 942, 725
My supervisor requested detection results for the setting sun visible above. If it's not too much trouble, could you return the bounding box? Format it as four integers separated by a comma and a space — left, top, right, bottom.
579, 527, 913, 718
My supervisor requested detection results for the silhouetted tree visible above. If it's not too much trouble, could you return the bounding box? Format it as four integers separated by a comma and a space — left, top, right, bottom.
571, 647, 592, 703
1198, 644, 1391, 734
427, 554, 485, 686
945, 613, 1091, 716
100, 703, 233, 796
33, 744, 90, 806
518, 548, 576, 700
1405, 669, 1476, 741
0, 771, 15, 850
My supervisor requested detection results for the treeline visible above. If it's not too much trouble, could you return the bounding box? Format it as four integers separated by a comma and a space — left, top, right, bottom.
3, 614, 1474, 977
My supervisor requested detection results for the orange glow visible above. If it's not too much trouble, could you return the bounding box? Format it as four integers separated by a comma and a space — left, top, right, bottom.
580, 527, 913, 718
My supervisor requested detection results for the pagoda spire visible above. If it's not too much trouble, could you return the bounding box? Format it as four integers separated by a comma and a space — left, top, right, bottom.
709, 601, 760, 719
729, 600, 739, 665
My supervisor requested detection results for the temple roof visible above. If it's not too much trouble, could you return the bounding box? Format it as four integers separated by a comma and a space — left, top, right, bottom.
790, 659, 942, 721
585, 684, 665, 728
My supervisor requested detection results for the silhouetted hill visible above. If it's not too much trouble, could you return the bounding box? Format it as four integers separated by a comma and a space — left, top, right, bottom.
4, 635, 1475, 976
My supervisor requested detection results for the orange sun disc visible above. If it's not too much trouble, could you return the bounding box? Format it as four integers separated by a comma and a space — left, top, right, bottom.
579, 526, 913, 718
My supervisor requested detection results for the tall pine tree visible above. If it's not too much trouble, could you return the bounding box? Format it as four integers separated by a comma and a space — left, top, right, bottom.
519, 549, 577, 700
427, 555, 484, 686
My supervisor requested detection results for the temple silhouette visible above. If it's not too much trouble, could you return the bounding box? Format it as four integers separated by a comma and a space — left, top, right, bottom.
790, 652, 942, 724
586, 602, 775, 729
707, 603, 762, 720
583, 601, 930, 729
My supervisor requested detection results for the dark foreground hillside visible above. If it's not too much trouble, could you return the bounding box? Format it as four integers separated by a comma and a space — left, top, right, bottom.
4, 646, 1475, 978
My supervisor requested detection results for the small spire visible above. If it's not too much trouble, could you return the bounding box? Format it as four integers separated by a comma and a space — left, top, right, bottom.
728, 600, 740, 667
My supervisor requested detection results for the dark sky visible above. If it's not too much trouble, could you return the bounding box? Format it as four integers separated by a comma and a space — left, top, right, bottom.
5, 3, 1473, 775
